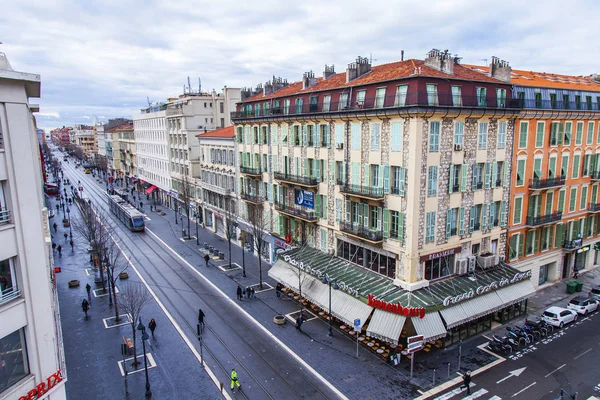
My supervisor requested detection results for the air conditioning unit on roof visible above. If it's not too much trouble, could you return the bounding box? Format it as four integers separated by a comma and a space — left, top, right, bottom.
456, 258, 468, 275
467, 255, 477, 272
454, 144, 462, 151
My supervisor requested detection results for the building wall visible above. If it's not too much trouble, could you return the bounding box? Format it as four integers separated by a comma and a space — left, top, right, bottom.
0, 61, 67, 400
133, 110, 171, 192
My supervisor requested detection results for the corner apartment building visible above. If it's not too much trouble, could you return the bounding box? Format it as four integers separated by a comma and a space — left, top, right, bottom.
166, 88, 240, 213
232, 51, 534, 347
475, 67, 600, 287
72, 124, 97, 157
0, 53, 66, 399
197, 126, 237, 237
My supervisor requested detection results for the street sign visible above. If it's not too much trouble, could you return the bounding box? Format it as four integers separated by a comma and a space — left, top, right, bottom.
407, 335, 424, 344
354, 319, 361, 328
406, 344, 424, 354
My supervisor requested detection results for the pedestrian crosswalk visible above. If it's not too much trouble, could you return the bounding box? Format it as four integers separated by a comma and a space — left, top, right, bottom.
433, 383, 502, 400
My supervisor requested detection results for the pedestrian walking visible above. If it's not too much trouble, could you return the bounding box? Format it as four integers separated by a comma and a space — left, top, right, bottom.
296, 315, 304, 332
460, 371, 472, 395
573, 267, 579, 279
250, 287, 256, 299
204, 253, 210, 267
85, 283, 91, 302
52, 222, 57, 232
81, 299, 90, 319
57, 245, 62, 257
230, 368, 241, 392
198, 308, 205, 331
52, 242, 56, 253
236, 285, 243, 301
275, 283, 282, 299
245, 287, 251, 299
148, 319, 157, 338
64, 232, 68, 241
69, 239, 74, 249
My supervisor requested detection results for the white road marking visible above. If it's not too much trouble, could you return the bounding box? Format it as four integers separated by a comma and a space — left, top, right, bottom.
433, 384, 477, 400
117, 352, 157, 376
487, 396, 502, 400
544, 363, 566, 378
496, 367, 526, 384
462, 388, 489, 399
145, 228, 349, 400
93, 286, 119, 297
574, 348, 592, 360
511, 382, 536, 398
102, 314, 132, 329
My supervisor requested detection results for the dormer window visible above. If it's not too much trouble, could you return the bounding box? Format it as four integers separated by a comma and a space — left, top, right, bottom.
395, 85, 408, 107
451, 86, 462, 107
295, 98, 303, 114
339, 92, 349, 110
476, 87, 487, 107
356, 90, 366, 108
426, 84, 438, 106
496, 89, 506, 108
375, 87, 386, 108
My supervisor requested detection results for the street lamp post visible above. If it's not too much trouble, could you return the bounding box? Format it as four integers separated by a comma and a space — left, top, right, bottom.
104, 255, 113, 306
137, 318, 152, 397
196, 323, 204, 368
242, 240, 247, 277
195, 212, 200, 245
66, 207, 72, 239
175, 202, 178, 225
322, 274, 339, 337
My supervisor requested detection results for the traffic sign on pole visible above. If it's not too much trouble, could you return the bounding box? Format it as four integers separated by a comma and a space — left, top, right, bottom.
407, 335, 424, 344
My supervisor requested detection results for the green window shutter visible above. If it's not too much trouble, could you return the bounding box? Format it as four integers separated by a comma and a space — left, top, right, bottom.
352, 162, 359, 185
329, 161, 335, 184
384, 166, 390, 193
383, 209, 389, 238
503, 161, 509, 186
536, 122, 544, 147
592, 185, 598, 204
461, 164, 468, 192
345, 200, 351, 221
581, 186, 588, 210
363, 204, 369, 227
315, 160, 321, 181
378, 167, 383, 188
469, 207, 475, 232
514, 197, 522, 224
491, 162, 498, 187
364, 164, 370, 187
459, 207, 465, 235
446, 210, 452, 238
558, 190, 565, 213
449, 165, 455, 194
316, 193, 322, 215
500, 200, 507, 227
398, 213, 405, 241
549, 157, 556, 178
302, 125, 307, 146
322, 195, 327, 219
399, 167, 406, 196
304, 159, 308, 177
482, 204, 488, 230
484, 162, 491, 189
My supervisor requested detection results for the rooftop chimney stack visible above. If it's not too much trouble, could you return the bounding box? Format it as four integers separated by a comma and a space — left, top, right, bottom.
489, 56, 511, 82
302, 70, 317, 90
401, 50, 404, 61
323, 64, 336, 80
346, 56, 371, 83
424, 48, 456, 75
272, 76, 289, 92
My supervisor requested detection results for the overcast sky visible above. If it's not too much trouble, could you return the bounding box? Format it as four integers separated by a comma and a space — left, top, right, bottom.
2, 0, 599, 130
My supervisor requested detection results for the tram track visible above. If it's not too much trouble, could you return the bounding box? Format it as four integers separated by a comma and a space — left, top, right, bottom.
60, 158, 333, 399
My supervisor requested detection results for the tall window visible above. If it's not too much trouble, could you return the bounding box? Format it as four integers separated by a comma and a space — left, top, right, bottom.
496, 88, 507, 107
426, 84, 439, 106
375, 87, 386, 108
427, 166, 438, 196
429, 121, 440, 152
351, 123, 361, 150
576, 122, 584, 145
370, 123, 380, 151
470, 204, 482, 232
323, 95, 331, 112
472, 163, 484, 190
478, 122, 488, 149
569, 187, 578, 212
391, 122, 402, 151
451, 86, 462, 106
335, 123, 344, 147
395, 85, 408, 106
564, 122, 572, 145
476, 87, 487, 107
572, 154, 581, 179
513, 197, 523, 224
295, 98, 303, 114
587, 122, 595, 145
356, 90, 366, 107
446, 208, 458, 237
519, 121, 528, 148
425, 212, 436, 242
535, 122, 545, 147
454, 122, 464, 146
497, 121, 507, 149
0, 328, 29, 393
339, 93, 349, 110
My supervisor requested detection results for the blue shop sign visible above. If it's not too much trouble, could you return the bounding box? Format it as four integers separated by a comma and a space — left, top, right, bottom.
294, 189, 314, 209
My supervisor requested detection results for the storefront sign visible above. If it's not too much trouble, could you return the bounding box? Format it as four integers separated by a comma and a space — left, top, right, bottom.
577, 246, 590, 254
282, 254, 359, 297
274, 238, 291, 250
442, 270, 532, 307
18, 370, 63, 400
294, 188, 314, 209
420, 247, 462, 262
367, 294, 426, 319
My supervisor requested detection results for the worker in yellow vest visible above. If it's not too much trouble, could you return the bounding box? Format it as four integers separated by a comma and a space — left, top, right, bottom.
231, 368, 241, 392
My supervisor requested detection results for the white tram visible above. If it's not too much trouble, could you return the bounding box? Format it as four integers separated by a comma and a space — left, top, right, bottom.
107, 194, 145, 231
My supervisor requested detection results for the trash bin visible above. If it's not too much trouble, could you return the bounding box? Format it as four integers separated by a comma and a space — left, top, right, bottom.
567, 281, 577, 294
575, 280, 583, 292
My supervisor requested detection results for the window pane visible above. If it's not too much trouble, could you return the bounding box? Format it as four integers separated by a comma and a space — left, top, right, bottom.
0, 328, 29, 393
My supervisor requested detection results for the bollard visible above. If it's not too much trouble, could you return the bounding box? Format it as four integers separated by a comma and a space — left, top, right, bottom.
220, 382, 224, 393
433, 368, 436, 386
447, 362, 451, 379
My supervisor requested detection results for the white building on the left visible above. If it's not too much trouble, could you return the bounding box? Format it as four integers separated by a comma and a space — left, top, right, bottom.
0, 53, 67, 399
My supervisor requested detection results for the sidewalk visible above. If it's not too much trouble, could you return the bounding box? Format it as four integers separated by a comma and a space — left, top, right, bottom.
51, 195, 221, 400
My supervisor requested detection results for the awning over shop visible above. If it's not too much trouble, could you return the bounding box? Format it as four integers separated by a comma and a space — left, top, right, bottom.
366, 310, 406, 345
495, 280, 536, 306
459, 291, 505, 321
412, 312, 447, 342
439, 304, 469, 329
268, 260, 373, 329
145, 185, 157, 194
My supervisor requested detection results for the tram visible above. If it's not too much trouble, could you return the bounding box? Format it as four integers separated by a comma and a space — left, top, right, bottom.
107, 194, 145, 232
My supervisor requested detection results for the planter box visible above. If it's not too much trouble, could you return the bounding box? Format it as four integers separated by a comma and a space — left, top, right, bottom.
273, 315, 286, 325
68, 280, 80, 288
118, 272, 129, 280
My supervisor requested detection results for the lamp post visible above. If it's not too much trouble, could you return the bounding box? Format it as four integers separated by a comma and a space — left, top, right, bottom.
242, 238, 247, 278
66, 207, 72, 239
175, 202, 178, 224
105, 255, 113, 306
195, 211, 200, 245
137, 318, 152, 397
322, 274, 339, 337
61, 195, 65, 217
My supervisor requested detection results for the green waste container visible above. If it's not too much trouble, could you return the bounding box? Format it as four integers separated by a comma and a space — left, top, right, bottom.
567, 281, 577, 294
575, 280, 583, 292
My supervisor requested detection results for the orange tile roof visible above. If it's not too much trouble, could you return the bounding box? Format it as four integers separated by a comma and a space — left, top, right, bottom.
196, 125, 235, 138
464, 64, 600, 92
243, 59, 505, 103
107, 123, 134, 132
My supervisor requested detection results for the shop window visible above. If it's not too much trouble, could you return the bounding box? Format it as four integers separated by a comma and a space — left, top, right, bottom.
539, 264, 549, 286
0, 328, 29, 393
424, 255, 454, 281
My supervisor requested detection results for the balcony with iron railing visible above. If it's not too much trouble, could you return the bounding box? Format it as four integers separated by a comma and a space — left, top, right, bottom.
529, 176, 566, 190
0, 208, 10, 224
340, 221, 383, 243
338, 181, 385, 200
525, 212, 562, 227
240, 191, 264, 204
563, 238, 584, 250
275, 201, 318, 222
231, 93, 524, 120
589, 203, 600, 212
521, 98, 600, 111
240, 166, 263, 177
274, 172, 318, 187
0, 286, 21, 306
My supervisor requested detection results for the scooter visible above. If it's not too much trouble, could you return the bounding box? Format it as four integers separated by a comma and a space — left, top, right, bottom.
508, 326, 533, 344
492, 334, 517, 351
506, 327, 529, 346
524, 319, 547, 337
522, 323, 541, 340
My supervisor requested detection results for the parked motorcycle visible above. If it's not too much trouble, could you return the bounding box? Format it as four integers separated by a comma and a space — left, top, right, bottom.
522, 323, 541, 340
524, 319, 548, 337
506, 326, 531, 346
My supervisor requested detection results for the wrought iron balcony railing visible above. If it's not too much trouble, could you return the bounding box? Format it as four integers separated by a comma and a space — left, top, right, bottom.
0, 208, 11, 224
525, 212, 562, 226
240, 192, 264, 204
275, 202, 318, 222
340, 221, 383, 242
240, 166, 262, 176
529, 176, 566, 189
339, 184, 385, 199
589, 203, 600, 212
274, 172, 318, 187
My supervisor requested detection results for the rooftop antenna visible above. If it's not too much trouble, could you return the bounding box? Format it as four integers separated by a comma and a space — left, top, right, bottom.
198, 77, 202, 94
479, 58, 488, 65
146, 96, 152, 106
369, 53, 378, 64
187, 76, 192, 94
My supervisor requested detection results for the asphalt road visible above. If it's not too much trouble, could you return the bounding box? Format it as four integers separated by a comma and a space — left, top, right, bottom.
58, 156, 346, 400
430, 309, 600, 400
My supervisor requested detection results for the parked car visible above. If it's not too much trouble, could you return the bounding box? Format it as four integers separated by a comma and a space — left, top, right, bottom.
567, 296, 598, 315
589, 285, 600, 302
542, 306, 578, 328
84, 169, 91, 174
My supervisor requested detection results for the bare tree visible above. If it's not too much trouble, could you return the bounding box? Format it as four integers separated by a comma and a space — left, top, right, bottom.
178, 173, 194, 239
247, 203, 268, 289
224, 198, 237, 269
102, 237, 128, 322
288, 246, 311, 314
120, 282, 151, 367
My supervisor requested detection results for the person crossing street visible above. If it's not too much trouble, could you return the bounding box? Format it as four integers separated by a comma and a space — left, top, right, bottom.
148, 319, 157, 338
81, 299, 90, 319
460, 371, 472, 395
86, 283, 91, 302
230, 368, 241, 392
198, 309, 205, 332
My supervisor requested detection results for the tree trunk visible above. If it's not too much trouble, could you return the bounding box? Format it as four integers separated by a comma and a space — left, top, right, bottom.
113, 277, 120, 322
228, 237, 232, 269
258, 241, 263, 289
187, 210, 191, 239
131, 324, 139, 367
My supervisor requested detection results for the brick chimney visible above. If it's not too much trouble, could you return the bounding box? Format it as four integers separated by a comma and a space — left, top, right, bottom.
346, 56, 371, 83
302, 71, 317, 90
323, 64, 336, 80
424, 49, 457, 75
272, 76, 288, 91
489, 56, 511, 82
